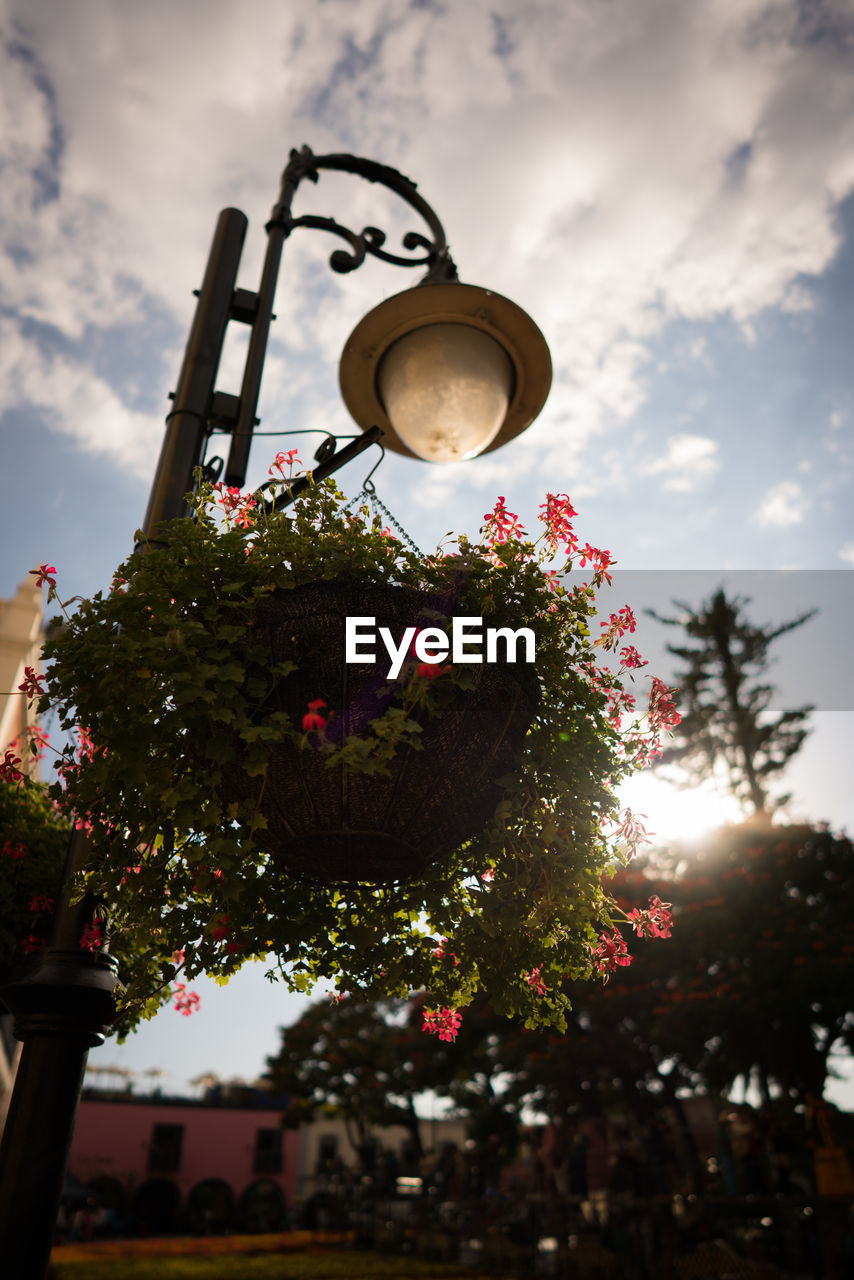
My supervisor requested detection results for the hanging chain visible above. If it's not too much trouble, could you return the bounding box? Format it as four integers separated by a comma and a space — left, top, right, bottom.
346, 479, 422, 554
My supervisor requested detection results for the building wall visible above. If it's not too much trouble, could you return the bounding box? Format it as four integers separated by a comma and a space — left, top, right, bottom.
69, 1096, 301, 1216
297, 1113, 469, 1196
0, 576, 44, 766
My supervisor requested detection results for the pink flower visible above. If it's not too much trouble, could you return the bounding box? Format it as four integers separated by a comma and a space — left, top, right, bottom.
627, 896, 673, 940
302, 698, 328, 732
28, 894, 55, 914
481, 868, 495, 882
525, 966, 549, 996
619, 644, 647, 670
612, 807, 652, 857
269, 449, 301, 478
29, 564, 56, 591
591, 928, 632, 975
538, 493, 577, 554
597, 606, 637, 651
648, 677, 682, 730
173, 983, 201, 1017
432, 938, 460, 966
233, 501, 256, 529
482, 497, 525, 547
422, 1007, 463, 1042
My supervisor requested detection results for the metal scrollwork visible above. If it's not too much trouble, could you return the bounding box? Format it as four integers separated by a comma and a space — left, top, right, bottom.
270, 144, 458, 281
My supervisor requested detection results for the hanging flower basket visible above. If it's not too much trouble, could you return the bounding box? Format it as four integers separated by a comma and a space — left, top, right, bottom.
28, 460, 679, 1038
219, 578, 539, 882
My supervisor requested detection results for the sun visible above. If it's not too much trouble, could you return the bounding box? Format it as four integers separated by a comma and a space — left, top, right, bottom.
618, 773, 743, 844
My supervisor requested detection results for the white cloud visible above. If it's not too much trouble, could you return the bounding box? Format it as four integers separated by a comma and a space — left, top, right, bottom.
643, 433, 720, 492
839, 543, 854, 567
753, 479, 807, 528
1, 0, 853, 481
0, 317, 161, 468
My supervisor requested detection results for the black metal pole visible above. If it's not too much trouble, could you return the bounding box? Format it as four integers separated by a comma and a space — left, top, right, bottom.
143, 206, 248, 531
0, 917, 118, 1278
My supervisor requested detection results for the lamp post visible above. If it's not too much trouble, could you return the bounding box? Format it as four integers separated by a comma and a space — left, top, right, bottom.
0, 145, 551, 1276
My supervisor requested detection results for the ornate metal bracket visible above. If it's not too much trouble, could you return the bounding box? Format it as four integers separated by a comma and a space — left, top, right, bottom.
270, 144, 459, 282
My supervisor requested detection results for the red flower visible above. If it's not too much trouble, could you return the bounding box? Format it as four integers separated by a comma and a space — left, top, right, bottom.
1, 750, 24, 784
212, 915, 231, 942
417, 662, 443, 679
79, 920, 104, 952
648, 677, 682, 730
538, 493, 577, 554
21, 933, 46, 955
482, 497, 525, 547
597, 606, 637, 651
619, 644, 647, 670
422, 1007, 463, 1042
173, 983, 201, 1017
525, 966, 549, 996
302, 699, 328, 732
432, 938, 460, 966
29, 564, 56, 591
591, 928, 632, 975
1, 839, 26, 860
269, 449, 301, 478
233, 502, 256, 529
17, 665, 47, 703
28, 894, 55, 914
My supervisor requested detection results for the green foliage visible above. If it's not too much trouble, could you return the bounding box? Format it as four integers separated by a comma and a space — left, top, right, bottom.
649, 589, 814, 815
37, 475, 662, 1032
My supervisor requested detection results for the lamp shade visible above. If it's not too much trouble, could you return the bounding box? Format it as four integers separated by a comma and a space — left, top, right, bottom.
339, 282, 552, 461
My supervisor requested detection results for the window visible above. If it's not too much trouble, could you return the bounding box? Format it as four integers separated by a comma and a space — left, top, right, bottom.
148, 1123, 184, 1173
254, 1127, 283, 1174
316, 1133, 339, 1173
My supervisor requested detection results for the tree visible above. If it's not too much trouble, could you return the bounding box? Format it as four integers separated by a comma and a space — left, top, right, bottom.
264, 992, 531, 1166
516, 826, 854, 1110
638, 823, 854, 1104
263, 995, 442, 1162
649, 589, 814, 815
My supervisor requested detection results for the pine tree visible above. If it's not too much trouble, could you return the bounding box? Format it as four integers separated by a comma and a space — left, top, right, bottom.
648, 589, 815, 815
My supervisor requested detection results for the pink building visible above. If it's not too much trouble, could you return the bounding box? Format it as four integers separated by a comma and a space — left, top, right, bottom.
68, 1091, 301, 1234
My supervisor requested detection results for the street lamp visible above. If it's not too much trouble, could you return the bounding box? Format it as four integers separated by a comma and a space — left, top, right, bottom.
340, 281, 552, 461
0, 145, 552, 1275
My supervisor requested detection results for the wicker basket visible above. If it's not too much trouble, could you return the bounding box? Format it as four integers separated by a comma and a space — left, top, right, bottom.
221, 579, 539, 884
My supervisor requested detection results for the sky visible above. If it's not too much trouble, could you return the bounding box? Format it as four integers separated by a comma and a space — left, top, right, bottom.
1, 0, 853, 1104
